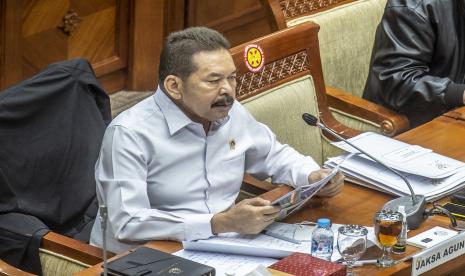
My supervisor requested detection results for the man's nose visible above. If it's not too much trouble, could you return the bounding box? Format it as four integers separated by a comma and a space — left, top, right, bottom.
219, 79, 235, 96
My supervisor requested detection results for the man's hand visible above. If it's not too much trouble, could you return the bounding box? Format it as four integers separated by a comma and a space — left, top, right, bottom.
211, 197, 280, 235
308, 169, 345, 197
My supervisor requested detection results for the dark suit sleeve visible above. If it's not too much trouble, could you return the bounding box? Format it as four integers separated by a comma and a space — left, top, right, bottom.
369, 6, 464, 110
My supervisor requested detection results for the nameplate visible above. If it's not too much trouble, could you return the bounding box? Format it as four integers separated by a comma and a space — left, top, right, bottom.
411, 230, 465, 275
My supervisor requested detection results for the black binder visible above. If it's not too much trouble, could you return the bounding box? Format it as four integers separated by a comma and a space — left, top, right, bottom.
104, 247, 215, 276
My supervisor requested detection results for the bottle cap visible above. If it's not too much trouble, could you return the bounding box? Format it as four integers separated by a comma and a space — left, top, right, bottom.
317, 218, 331, 228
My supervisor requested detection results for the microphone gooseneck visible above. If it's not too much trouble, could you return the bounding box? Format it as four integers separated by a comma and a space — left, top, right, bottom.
302, 113, 426, 229
302, 113, 417, 204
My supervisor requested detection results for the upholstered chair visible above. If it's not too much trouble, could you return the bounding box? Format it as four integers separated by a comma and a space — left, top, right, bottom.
229, 22, 361, 195
262, 0, 410, 136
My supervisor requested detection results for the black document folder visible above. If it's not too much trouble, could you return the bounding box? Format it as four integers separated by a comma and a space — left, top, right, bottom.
104, 247, 215, 276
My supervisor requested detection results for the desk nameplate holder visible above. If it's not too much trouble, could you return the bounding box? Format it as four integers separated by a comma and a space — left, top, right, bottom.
411, 230, 465, 275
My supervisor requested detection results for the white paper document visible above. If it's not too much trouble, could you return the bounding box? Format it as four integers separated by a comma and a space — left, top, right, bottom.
173, 250, 278, 276
326, 154, 465, 201
182, 229, 311, 259
332, 132, 465, 179
181, 222, 377, 268
272, 167, 339, 219
407, 226, 459, 249
326, 132, 465, 201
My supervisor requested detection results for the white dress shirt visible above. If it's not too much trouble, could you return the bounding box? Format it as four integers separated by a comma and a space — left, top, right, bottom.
90, 88, 319, 253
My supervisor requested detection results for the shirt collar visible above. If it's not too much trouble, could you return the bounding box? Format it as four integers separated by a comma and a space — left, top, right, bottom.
153, 87, 231, 136
154, 87, 192, 135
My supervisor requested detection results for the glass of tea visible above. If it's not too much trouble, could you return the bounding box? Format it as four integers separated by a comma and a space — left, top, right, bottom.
374, 209, 403, 267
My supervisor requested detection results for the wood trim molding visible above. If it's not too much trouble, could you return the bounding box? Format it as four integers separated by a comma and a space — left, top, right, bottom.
41, 232, 115, 266
0, 0, 22, 90
204, 4, 264, 33
260, 0, 287, 31
236, 50, 310, 101
92, 0, 129, 78
0, 259, 35, 276
127, 0, 166, 91
326, 86, 410, 136
164, 0, 185, 35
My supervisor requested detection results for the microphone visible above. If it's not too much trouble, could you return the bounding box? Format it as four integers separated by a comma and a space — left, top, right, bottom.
302, 113, 426, 229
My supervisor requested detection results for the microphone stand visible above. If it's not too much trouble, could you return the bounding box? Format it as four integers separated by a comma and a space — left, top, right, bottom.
99, 204, 108, 276
302, 113, 426, 229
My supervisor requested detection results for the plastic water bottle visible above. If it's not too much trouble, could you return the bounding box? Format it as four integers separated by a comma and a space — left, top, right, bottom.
311, 218, 334, 261
393, 205, 407, 254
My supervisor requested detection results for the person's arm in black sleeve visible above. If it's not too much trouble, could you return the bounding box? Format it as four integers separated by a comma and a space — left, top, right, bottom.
370, 6, 465, 112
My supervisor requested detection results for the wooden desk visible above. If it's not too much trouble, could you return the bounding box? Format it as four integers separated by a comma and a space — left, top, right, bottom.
77, 110, 465, 276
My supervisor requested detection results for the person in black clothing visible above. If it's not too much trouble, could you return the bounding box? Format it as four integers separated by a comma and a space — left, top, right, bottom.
363, 0, 465, 127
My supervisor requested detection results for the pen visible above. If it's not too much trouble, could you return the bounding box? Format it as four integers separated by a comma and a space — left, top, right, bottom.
262, 230, 301, 244
337, 259, 378, 266
297, 221, 317, 226
353, 259, 378, 266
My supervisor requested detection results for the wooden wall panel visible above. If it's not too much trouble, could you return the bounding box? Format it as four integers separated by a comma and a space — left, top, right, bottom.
1, 0, 128, 93
127, 0, 165, 91
1, 0, 273, 93
186, 0, 272, 46
21, 0, 128, 90
0, 0, 23, 89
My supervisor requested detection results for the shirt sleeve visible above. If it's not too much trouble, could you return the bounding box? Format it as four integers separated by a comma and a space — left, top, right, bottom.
240, 108, 320, 188
96, 125, 214, 243
369, 6, 465, 111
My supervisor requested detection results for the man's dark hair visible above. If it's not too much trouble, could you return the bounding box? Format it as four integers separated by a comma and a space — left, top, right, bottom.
158, 27, 231, 92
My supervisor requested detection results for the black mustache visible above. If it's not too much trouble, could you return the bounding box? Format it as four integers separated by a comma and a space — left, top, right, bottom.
212, 95, 234, 106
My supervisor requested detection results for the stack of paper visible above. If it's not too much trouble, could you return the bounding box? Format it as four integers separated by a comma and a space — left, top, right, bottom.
324, 132, 465, 201
175, 222, 377, 275
407, 226, 458, 249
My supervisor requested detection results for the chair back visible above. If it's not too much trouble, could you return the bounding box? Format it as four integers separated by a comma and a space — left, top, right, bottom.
230, 22, 358, 164
263, 0, 387, 98
262, 0, 356, 30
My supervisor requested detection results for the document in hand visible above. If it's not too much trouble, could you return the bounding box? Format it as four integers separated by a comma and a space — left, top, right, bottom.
272, 168, 339, 219
325, 132, 465, 201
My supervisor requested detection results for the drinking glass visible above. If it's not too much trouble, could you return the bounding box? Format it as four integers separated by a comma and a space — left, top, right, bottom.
374, 209, 403, 267
337, 225, 368, 276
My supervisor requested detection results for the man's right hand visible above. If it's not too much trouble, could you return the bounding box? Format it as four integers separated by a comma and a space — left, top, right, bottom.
211, 197, 280, 235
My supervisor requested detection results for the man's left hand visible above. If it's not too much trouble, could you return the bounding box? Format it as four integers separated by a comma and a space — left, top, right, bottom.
308, 169, 344, 197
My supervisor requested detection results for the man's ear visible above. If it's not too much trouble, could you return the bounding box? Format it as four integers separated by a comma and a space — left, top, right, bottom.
164, 75, 183, 100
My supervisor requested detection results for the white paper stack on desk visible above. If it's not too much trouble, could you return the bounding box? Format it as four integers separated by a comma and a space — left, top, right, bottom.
324, 132, 465, 202
176, 222, 377, 275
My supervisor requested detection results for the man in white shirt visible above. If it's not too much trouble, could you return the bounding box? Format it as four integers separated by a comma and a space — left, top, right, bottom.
90, 27, 344, 253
